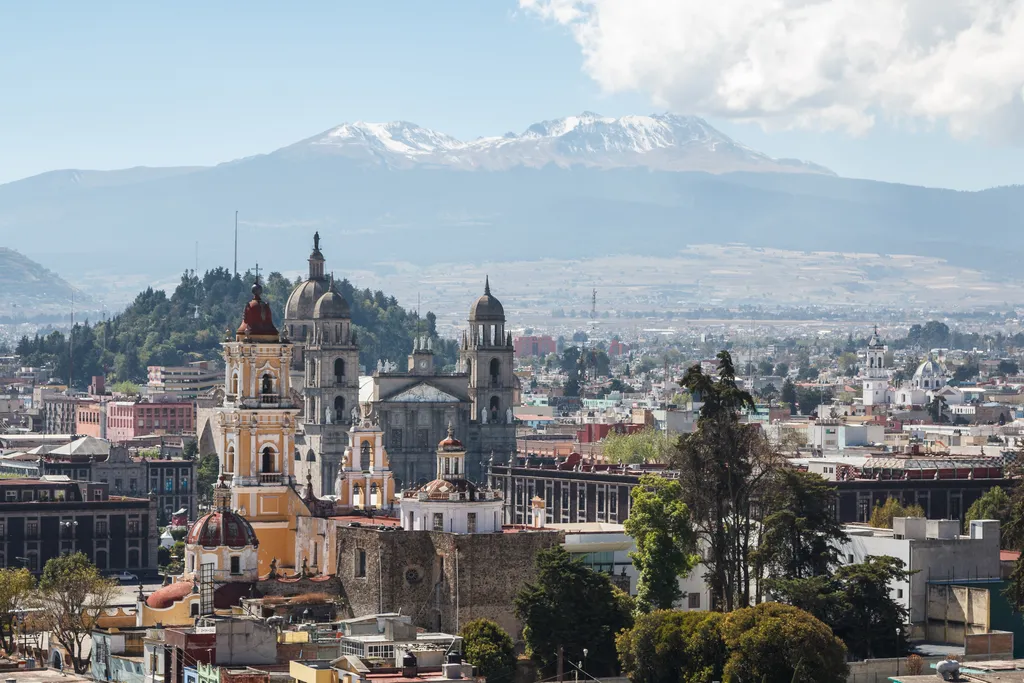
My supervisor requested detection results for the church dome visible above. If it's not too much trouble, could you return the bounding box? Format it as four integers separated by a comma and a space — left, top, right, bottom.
469, 277, 504, 321
186, 508, 259, 548
236, 283, 279, 339
914, 358, 946, 380
313, 288, 350, 319
285, 279, 328, 321
419, 477, 479, 500
438, 424, 463, 451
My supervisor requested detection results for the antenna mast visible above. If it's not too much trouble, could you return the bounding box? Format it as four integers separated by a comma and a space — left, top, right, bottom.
233, 210, 239, 276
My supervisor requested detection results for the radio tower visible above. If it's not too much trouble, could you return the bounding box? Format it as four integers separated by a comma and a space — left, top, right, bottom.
591, 288, 597, 319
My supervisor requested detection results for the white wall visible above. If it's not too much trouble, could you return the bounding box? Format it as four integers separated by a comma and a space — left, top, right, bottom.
400, 498, 503, 534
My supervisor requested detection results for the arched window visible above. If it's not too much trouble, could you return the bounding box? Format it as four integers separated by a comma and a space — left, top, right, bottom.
360, 441, 371, 471
334, 396, 345, 418
490, 396, 500, 423
261, 446, 276, 473
230, 372, 239, 396
306, 449, 316, 462
466, 359, 472, 377
490, 358, 500, 386
226, 446, 235, 472
261, 373, 273, 395
335, 358, 345, 384
294, 449, 302, 461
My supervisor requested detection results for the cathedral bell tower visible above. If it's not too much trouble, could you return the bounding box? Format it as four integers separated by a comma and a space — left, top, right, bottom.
460, 278, 516, 473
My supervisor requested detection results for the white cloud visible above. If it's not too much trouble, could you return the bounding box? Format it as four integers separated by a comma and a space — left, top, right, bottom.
521, 0, 1024, 138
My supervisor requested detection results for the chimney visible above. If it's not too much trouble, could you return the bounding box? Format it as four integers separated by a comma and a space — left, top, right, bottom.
401, 653, 418, 679
442, 652, 462, 680
531, 496, 546, 529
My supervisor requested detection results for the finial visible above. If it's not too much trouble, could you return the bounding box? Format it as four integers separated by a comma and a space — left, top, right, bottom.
314, 231, 321, 251
484, 275, 491, 296
447, 421, 454, 439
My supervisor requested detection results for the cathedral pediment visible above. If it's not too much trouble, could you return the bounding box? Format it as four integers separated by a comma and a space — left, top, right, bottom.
382, 383, 463, 403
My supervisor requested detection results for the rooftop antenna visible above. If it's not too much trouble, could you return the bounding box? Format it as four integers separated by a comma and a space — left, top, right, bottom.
69, 288, 75, 393
233, 210, 238, 277
591, 288, 596, 319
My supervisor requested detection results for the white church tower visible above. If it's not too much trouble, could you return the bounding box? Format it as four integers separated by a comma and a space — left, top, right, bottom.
862, 326, 890, 407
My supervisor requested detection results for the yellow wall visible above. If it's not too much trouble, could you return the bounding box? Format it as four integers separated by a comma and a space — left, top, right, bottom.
138, 594, 199, 628
289, 661, 338, 683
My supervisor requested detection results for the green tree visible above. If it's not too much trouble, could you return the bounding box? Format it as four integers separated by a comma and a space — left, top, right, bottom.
868, 497, 925, 529
757, 360, 774, 376
927, 395, 948, 423
603, 429, 671, 465
0, 567, 34, 652
780, 377, 797, 414
182, 438, 199, 460
753, 470, 847, 588
36, 553, 119, 673
722, 603, 848, 683
674, 351, 780, 611
770, 557, 910, 660
514, 547, 633, 677
774, 362, 790, 377
624, 475, 699, 612
109, 380, 140, 395
459, 619, 516, 682
838, 352, 858, 376
966, 486, 1012, 538
616, 610, 727, 683
196, 453, 220, 505
998, 360, 1020, 376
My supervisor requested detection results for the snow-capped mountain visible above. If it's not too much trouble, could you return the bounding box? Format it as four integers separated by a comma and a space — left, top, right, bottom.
279, 113, 833, 175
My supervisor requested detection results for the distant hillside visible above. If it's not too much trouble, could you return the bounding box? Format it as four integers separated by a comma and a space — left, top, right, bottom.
2, 113, 1023, 287
0, 248, 90, 315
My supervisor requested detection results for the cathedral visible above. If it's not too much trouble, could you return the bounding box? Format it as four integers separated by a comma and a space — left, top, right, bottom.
282, 233, 517, 497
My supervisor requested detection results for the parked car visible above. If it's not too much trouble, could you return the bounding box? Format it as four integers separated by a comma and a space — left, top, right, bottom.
112, 571, 138, 584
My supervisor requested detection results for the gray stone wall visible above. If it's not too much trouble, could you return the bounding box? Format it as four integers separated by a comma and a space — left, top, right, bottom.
335, 527, 562, 637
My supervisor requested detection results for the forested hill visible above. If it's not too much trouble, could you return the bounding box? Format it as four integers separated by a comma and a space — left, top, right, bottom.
15, 267, 458, 390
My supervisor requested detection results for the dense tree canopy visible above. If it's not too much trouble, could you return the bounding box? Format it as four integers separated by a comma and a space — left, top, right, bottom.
603, 429, 672, 465
617, 610, 727, 683
16, 268, 454, 389
459, 619, 516, 682
514, 547, 633, 677
868, 497, 925, 529
624, 475, 698, 612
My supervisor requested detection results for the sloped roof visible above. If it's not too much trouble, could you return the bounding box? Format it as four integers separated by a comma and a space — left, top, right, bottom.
382, 383, 462, 403
47, 436, 110, 458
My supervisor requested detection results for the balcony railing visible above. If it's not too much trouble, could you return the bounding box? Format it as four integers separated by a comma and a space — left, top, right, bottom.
259, 473, 285, 484
260, 394, 279, 405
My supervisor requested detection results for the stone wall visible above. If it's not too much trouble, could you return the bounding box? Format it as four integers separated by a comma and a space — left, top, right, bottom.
335, 527, 562, 637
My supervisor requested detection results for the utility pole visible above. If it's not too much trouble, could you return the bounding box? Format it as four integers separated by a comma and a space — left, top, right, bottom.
233, 210, 239, 277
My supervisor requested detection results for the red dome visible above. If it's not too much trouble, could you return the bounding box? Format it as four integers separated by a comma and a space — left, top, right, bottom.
186, 509, 259, 548
236, 283, 279, 339
146, 581, 194, 609
438, 424, 464, 451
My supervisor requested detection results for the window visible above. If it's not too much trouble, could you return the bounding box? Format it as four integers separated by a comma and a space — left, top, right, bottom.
467, 513, 477, 533
367, 645, 395, 660
355, 549, 367, 578
897, 589, 904, 599
180, 477, 189, 491
847, 554, 854, 564
360, 441, 371, 470
230, 556, 241, 575
26, 520, 38, 537
390, 429, 403, 448
21, 490, 33, 501
416, 429, 429, 448
128, 520, 140, 536
0, 522, 5, 538
129, 479, 137, 492
433, 513, 444, 531
114, 478, 122, 491
96, 520, 109, 535
165, 477, 174, 492
4, 491, 15, 502
688, 593, 701, 609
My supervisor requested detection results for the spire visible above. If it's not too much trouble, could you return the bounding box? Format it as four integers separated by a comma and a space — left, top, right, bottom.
308, 232, 325, 280
484, 275, 491, 296
447, 421, 455, 440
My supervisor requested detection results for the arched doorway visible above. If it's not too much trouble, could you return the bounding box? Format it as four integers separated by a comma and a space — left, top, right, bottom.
261, 373, 274, 396
50, 650, 63, 670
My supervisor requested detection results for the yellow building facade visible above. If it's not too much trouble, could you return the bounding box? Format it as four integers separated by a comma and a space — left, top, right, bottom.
215, 281, 329, 576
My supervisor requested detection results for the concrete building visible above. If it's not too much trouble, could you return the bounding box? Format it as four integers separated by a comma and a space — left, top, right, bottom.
35, 387, 77, 434
840, 517, 1002, 640
106, 398, 195, 443
148, 361, 221, 400
0, 477, 157, 575
514, 335, 556, 358
807, 421, 884, 449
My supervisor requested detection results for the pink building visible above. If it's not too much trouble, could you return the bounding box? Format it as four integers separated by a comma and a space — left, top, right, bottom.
106, 400, 195, 444
514, 335, 556, 358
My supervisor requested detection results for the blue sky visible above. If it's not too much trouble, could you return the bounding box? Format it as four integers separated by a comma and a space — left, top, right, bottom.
1, 1, 1021, 190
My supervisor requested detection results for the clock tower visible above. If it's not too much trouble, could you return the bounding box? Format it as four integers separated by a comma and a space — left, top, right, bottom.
408, 337, 435, 376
